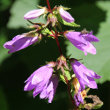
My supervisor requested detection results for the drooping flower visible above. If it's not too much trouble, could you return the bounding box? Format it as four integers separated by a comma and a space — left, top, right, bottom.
65, 31, 99, 55
71, 60, 101, 91
24, 7, 47, 20
58, 6, 74, 23
39, 75, 58, 103
3, 34, 38, 53
24, 62, 58, 103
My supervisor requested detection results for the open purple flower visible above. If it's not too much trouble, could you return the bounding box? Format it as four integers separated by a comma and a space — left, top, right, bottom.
39, 75, 58, 103
58, 7, 74, 23
71, 60, 101, 91
24, 63, 58, 103
24, 8, 46, 20
65, 31, 99, 55
3, 34, 38, 53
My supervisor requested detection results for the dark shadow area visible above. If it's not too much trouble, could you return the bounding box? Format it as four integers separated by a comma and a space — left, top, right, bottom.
90, 81, 110, 110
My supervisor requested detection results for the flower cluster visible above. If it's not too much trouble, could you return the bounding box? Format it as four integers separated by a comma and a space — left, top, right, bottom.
4, 1, 102, 109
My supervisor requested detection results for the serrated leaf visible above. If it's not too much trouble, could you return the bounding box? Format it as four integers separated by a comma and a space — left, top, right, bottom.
7, 0, 46, 29
66, 1, 110, 83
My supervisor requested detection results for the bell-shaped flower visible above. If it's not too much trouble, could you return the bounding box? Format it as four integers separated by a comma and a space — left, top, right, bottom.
24, 7, 47, 20
65, 31, 99, 55
3, 34, 38, 53
58, 6, 74, 23
39, 75, 58, 103
71, 60, 101, 91
24, 62, 58, 103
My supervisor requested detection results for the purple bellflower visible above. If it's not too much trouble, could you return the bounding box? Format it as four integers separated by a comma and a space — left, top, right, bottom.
39, 75, 58, 103
58, 7, 74, 23
65, 31, 99, 55
3, 34, 38, 53
71, 60, 101, 91
24, 63, 58, 103
24, 8, 47, 20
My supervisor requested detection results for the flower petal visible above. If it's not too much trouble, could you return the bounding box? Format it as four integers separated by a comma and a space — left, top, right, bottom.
24, 8, 45, 20
59, 7, 74, 23
3, 35, 38, 53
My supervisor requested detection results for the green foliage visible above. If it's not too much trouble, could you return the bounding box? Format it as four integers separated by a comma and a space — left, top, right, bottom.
0, 87, 8, 110
7, 0, 46, 29
0, 31, 10, 65
60, 70, 71, 83
0, 0, 11, 11
66, 1, 110, 83
57, 14, 80, 27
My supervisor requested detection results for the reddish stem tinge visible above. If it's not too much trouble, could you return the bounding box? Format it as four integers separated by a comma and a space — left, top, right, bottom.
46, 0, 77, 109
46, 0, 52, 13
64, 76, 78, 110
54, 32, 63, 55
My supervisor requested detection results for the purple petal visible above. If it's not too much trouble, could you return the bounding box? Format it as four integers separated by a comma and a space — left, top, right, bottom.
31, 65, 53, 85
24, 8, 45, 20
59, 7, 74, 23
65, 31, 97, 55
82, 31, 99, 42
40, 75, 58, 103
82, 41, 96, 55
33, 84, 46, 98
74, 92, 84, 106
71, 60, 101, 90
86, 76, 97, 89
3, 35, 38, 53
24, 81, 35, 91
85, 69, 101, 79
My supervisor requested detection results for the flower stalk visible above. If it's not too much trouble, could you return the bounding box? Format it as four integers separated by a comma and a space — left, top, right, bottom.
3, 0, 103, 109
46, 0, 52, 13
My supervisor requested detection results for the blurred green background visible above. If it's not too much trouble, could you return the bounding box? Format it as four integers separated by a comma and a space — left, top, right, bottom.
0, 0, 110, 110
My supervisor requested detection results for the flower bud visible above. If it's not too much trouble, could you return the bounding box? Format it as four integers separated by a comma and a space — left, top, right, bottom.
24, 7, 47, 20
58, 6, 74, 23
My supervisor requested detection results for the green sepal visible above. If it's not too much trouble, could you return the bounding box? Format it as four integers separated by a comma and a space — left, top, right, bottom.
57, 14, 80, 27
59, 74, 66, 83
41, 28, 52, 36
59, 70, 71, 83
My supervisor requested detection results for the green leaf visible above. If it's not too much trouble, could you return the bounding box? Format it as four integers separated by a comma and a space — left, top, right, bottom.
0, 86, 8, 110
57, 14, 80, 27
66, 1, 110, 83
7, 0, 46, 29
0, 32, 10, 65
0, 0, 11, 11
